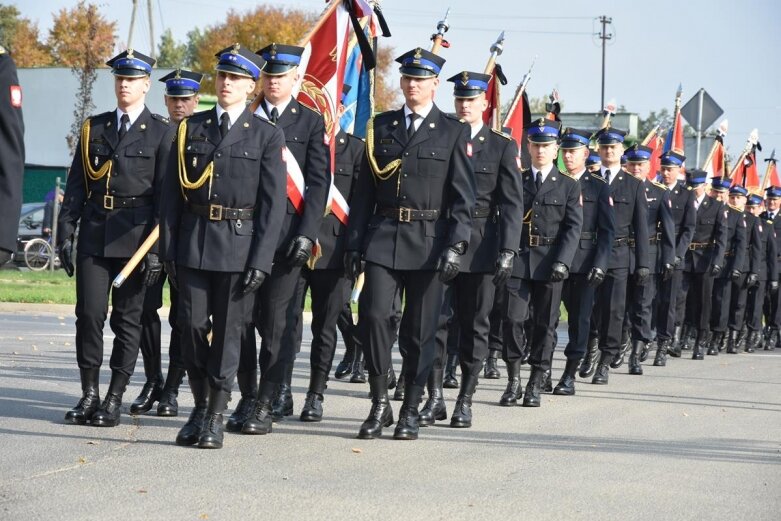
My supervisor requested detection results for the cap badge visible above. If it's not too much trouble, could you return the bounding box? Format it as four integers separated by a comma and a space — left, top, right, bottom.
460, 71, 469, 86
127, 48, 134, 59
231, 43, 240, 55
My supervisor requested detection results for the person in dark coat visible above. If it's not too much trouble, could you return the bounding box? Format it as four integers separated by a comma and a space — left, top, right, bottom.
0, 45, 24, 267
160, 44, 287, 448
345, 47, 475, 440
58, 49, 170, 428
419, 70, 522, 429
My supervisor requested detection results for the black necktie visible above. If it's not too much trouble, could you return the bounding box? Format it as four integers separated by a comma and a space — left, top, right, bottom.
270, 107, 279, 125
604, 169, 611, 184
535, 171, 542, 190
118, 113, 129, 142
219, 112, 230, 139
407, 112, 419, 140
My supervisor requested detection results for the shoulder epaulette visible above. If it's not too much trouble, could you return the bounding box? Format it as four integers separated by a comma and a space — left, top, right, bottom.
299, 103, 321, 116
151, 113, 170, 124
559, 170, 576, 181
588, 173, 606, 183
490, 128, 511, 140
728, 204, 742, 212
652, 180, 666, 190
252, 113, 277, 127
442, 112, 462, 122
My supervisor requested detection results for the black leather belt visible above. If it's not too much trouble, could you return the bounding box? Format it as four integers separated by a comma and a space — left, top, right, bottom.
472, 206, 495, 219
689, 242, 713, 250
187, 203, 254, 221
614, 236, 631, 246
377, 207, 439, 222
725, 249, 735, 257
649, 232, 662, 244
89, 193, 152, 210
580, 232, 596, 240
528, 234, 557, 247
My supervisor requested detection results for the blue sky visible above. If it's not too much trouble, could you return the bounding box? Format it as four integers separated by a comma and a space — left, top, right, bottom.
19, 0, 781, 161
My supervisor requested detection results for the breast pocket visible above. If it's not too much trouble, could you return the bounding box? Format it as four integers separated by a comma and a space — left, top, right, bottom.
230, 146, 260, 178
184, 141, 213, 179
474, 161, 498, 192
88, 142, 112, 170
124, 145, 155, 176
418, 146, 448, 177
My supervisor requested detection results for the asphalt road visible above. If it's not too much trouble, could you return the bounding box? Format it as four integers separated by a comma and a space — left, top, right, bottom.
0, 306, 779, 520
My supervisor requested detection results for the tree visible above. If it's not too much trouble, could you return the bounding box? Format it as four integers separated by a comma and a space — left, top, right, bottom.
183, 27, 204, 70
637, 108, 671, 140
0, 3, 19, 48
47, 1, 116, 67
372, 45, 398, 112
157, 28, 186, 68
60, 2, 117, 154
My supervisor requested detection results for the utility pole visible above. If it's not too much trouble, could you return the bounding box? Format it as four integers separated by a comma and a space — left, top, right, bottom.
128, 0, 138, 48
597, 15, 613, 110
147, 0, 155, 59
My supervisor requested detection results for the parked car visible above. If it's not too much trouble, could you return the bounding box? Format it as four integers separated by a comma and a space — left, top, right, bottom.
13, 202, 46, 264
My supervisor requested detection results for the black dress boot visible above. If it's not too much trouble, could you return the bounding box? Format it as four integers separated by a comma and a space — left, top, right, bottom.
692, 331, 707, 360
175, 377, 208, 446
499, 360, 522, 406
418, 368, 447, 426
157, 367, 187, 417
653, 340, 668, 367
450, 375, 478, 428
579, 335, 600, 378
129, 359, 164, 415
226, 372, 258, 433
707, 331, 721, 356
349, 347, 366, 383
198, 387, 230, 449
718, 331, 729, 352
680, 325, 694, 351
541, 369, 553, 393
242, 381, 277, 435
358, 375, 394, 439
300, 369, 328, 422
726, 329, 739, 354
667, 328, 683, 357
522, 367, 544, 407
744, 330, 756, 353
767, 329, 778, 351
65, 368, 101, 425
640, 340, 653, 362
611, 328, 631, 369
443, 354, 459, 388
334, 335, 355, 379
387, 364, 397, 389
393, 364, 406, 401
272, 362, 295, 421
91, 372, 130, 427
591, 354, 610, 385
629, 340, 644, 375
553, 359, 580, 396
483, 350, 501, 379
394, 384, 424, 440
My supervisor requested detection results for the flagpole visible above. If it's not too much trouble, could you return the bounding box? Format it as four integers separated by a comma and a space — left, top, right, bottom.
640, 125, 659, 146
483, 31, 504, 75
430, 8, 450, 54
501, 57, 535, 127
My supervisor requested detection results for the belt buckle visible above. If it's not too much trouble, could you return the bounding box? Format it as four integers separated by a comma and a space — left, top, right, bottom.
529, 235, 540, 247
103, 195, 114, 210
209, 204, 223, 221
398, 207, 411, 223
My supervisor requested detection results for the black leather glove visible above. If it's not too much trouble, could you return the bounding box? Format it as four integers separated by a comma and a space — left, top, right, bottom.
437, 242, 466, 282
730, 269, 742, 282
635, 267, 650, 283
59, 238, 74, 277
0, 248, 11, 266
285, 235, 314, 267
493, 249, 514, 286
344, 250, 362, 280
163, 261, 177, 289
746, 272, 759, 288
586, 267, 605, 287
242, 268, 265, 295
673, 256, 682, 268
711, 264, 722, 277
661, 263, 674, 281
142, 252, 162, 287
550, 262, 568, 282
772, 281, 780, 293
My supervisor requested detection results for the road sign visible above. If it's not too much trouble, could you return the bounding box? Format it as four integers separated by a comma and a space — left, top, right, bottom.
681, 88, 723, 132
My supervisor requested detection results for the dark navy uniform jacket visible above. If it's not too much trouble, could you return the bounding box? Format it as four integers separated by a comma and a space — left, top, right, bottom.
761, 211, 781, 278
569, 170, 613, 274
684, 195, 728, 274
58, 107, 170, 258
601, 169, 649, 272
314, 130, 363, 270
666, 180, 697, 264
256, 97, 330, 261
514, 166, 582, 281
642, 180, 675, 273
751, 216, 778, 282
719, 205, 748, 279
0, 48, 24, 254
741, 212, 761, 275
347, 104, 475, 270
161, 107, 287, 274
460, 125, 523, 274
